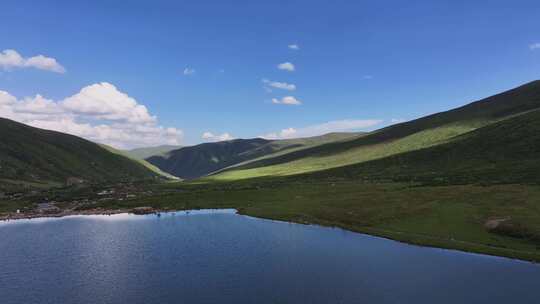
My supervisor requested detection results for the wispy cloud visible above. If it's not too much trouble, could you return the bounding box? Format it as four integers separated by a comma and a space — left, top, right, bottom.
363, 75, 373, 80
288, 44, 299, 50
262, 79, 296, 91
183, 67, 195, 75
202, 131, 235, 142
261, 119, 383, 139
0, 49, 65, 73
0, 83, 183, 149
530, 43, 540, 50
277, 62, 295, 72
271, 96, 302, 105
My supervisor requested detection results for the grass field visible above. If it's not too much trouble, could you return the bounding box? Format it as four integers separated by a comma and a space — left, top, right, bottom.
77, 179, 540, 262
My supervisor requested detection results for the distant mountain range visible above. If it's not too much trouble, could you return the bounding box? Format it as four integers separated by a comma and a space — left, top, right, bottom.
100, 145, 180, 180
124, 145, 182, 160
1, 80, 539, 189
145, 132, 362, 179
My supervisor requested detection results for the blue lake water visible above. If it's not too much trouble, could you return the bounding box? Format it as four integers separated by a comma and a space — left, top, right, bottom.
1, 210, 539, 304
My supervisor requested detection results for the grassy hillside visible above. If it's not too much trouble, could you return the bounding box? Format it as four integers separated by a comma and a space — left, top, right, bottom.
101, 145, 179, 180
124, 145, 181, 160
213, 80, 540, 180
304, 108, 540, 185
147, 132, 361, 179
0, 118, 158, 190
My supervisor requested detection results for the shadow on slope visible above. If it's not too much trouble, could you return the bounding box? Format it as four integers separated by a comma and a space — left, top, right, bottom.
215, 80, 540, 178
302, 109, 540, 185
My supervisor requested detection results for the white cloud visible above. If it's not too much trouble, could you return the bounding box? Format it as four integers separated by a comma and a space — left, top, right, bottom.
0, 83, 183, 149
62, 82, 156, 124
0, 90, 16, 105
391, 118, 405, 123
288, 44, 299, 50
262, 79, 296, 91
202, 131, 235, 142
0, 50, 24, 68
263, 127, 297, 139
530, 43, 540, 50
261, 119, 383, 139
0, 49, 65, 73
277, 62, 295, 72
272, 96, 302, 105
183, 67, 195, 75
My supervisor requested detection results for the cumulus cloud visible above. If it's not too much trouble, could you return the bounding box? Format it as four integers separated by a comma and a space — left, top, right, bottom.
261, 119, 383, 139
202, 131, 235, 142
277, 62, 295, 72
530, 43, 540, 50
62, 82, 156, 124
183, 67, 195, 75
262, 79, 296, 91
272, 96, 302, 105
0, 83, 182, 149
0, 49, 65, 73
288, 44, 299, 50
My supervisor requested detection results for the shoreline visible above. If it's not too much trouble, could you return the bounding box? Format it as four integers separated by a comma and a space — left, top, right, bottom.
2, 207, 539, 264
0, 207, 239, 222
0, 208, 154, 222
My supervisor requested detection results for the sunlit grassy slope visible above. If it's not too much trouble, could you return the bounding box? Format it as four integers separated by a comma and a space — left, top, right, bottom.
212, 80, 540, 180
147, 132, 361, 179
303, 108, 540, 185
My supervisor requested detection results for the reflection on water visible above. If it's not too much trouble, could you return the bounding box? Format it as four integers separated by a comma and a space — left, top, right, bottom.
0, 209, 237, 226
0, 210, 539, 304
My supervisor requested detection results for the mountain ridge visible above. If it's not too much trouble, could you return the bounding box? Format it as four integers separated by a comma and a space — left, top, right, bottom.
146, 132, 363, 179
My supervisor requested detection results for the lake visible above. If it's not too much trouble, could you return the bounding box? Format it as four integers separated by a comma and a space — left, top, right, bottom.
1, 210, 539, 304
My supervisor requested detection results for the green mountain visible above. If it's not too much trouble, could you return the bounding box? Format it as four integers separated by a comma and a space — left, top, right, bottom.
0, 118, 158, 190
147, 132, 361, 179
212, 80, 540, 181
124, 145, 182, 160
304, 108, 540, 185
101, 145, 179, 180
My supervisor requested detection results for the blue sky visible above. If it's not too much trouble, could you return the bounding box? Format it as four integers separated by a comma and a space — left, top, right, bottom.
1, 0, 539, 148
